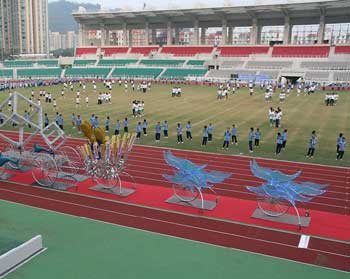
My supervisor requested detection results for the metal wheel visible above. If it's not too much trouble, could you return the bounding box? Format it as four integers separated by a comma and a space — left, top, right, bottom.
55, 146, 82, 176
257, 196, 290, 217
31, 153, 58, 187
173, 184, 199, 202
119, 170, 136, 190
95, 163, 121, 189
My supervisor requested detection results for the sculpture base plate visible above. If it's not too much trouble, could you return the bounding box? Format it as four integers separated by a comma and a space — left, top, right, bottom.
252, 209, 311, 227
55, 172, 88, 182
0, 172, 15, 180
4, 165, 32, 172
89, 184, 135, 197
166, 195, 217, 210
32, 180, 74, 190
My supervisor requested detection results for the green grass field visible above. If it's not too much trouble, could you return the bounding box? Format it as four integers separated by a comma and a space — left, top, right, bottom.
1, 200, 348, 279
0, 82, 349, 166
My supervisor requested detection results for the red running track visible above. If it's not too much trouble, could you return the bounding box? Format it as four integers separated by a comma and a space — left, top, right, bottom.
1, 130, 349, 214
0, 130, 349, 271
0, 181, 349, 272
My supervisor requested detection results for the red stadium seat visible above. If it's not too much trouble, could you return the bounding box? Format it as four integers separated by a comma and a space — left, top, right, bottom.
75, 47, 97, 57
130, 46, 159, 56
101, 47, 129, 56
334, 45, 350, 54
161, 46, 213, 56
272, 45, 330, 57
217, 46, 269, 57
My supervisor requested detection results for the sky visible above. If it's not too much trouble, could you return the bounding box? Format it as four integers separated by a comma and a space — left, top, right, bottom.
48, 0, 248, 10
48, 0, 334, 11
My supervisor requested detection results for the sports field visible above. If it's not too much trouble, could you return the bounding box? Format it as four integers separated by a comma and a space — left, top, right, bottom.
1, 199, 348, 279
0, 82, 349, 166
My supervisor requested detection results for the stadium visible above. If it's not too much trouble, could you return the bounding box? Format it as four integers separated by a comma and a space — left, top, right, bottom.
0, 0, 349, 278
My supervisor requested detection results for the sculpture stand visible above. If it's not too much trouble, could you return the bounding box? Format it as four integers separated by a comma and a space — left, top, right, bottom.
166, 195, 217, 210
3, 164, 32, 172
89, 184, 135, 197
55, 171, 88, 182
0, 172, 15, 180
251, 209, 311, 227
31, 180, 75, 190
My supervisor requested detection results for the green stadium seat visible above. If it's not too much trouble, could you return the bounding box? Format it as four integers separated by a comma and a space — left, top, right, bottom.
186, 60, 205, 66
17, 68, 62, 78
0, 69, 13, 78
140, 59, 185, 67
73, 60, 97, 66
37, 60, 59, 67
160, 68, 207, 80
3, 61, 33, 67
111, 68, 162, 79
65, 67, 111, 78
98, 59, 138, 66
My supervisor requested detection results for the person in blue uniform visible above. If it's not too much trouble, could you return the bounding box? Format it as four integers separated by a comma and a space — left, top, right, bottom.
222, 128, 231, 150
282, 129, 288, 149
275, 132, 283, 155
202, 125, 208, 146
155, 122, 161, 142
248, 127, 254, 152
105, 116, 110, 132
124, 117, 128, 133
76, 115, 82, 133
136, 122, 142, 139
176, 123, 183, 144
207, 123, 213, 142
114, 120, 120, 135
186, 121, 192, 140
337, 133, 343, 154
163, 120, 169, 138
306, 131, 317, 158
142, 119, 148, 136
337, 137, 345, 160
231, 124, 238, 145
254, 128, 261, 147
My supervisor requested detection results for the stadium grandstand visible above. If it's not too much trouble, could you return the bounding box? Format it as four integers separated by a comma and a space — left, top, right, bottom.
0, 0, 349, 83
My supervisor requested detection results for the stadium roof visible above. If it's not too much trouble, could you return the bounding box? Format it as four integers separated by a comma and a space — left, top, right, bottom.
73, 0, 350, 29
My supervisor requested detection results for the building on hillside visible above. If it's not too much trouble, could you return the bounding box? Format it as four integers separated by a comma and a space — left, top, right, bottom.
0, 0, 49, 56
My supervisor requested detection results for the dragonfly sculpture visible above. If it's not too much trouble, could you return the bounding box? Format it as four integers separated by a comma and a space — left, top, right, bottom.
246, 160, 327, 225
163, 150, 231, 208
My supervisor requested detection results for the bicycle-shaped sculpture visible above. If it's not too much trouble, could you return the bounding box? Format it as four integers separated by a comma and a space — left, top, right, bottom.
0, 92, 82, 187
78, 121, 137, 197
246, 160, 328, 228
163, 151, 231, 210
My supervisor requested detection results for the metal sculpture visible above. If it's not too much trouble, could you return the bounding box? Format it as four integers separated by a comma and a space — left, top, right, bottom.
162, 150, 231, 209
246, 160, 328, 226
78, 121, 137, 196
0, 92, 82, 187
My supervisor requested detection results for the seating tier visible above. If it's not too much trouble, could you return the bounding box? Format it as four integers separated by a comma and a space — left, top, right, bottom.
17, 68, 62, 78
101, 47, 129, 56
161, 46, 213, 56
98, 59, 138, 66
75, 47, 97, 56
111, 68, 162, 79
140, 59, 185, 66
161, 68, 207, 79
65, 67, 111, 78
130, 46, 159, 56
272, 46, 329, 57
218, 46, 269, 57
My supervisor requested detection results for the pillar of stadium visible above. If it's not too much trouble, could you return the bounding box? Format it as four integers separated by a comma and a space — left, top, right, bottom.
75, 3, 350, 47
